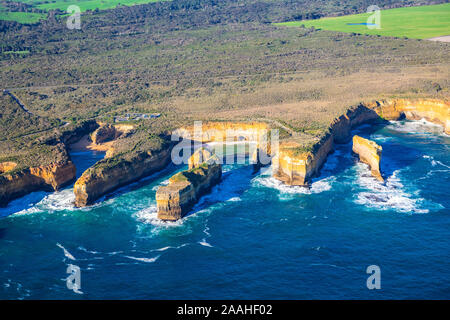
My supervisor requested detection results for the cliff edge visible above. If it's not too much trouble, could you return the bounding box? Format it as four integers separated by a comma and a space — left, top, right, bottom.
0, 158, 76, 207
273, 99, 448, 186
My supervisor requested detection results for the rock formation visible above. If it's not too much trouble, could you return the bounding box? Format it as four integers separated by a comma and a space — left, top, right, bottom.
90, 124, 134, 145
74, 147, 172, 207
188, 147, 213, 169
352, 135, 384, 182
0, 160, 76, 207
0, 162, 17, 174
0, 121, 99, 207
156, 150, 222, 221
90, 124, 119, 145
273, 133, 334, 186
273, 99, 449, 186
173, 121, 272, 155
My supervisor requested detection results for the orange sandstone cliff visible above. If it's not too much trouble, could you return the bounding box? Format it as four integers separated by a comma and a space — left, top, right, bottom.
173, 121, 272, 154
352, 135, 384, 182
0, 121, 99, 207
0, 159, 76, 207
273, 103, 380, 186
188, 147, 213, 169
374, 99, 450, 134
156, 149, 222, 221
273, 99, 448, 186
74, 147, 172, 207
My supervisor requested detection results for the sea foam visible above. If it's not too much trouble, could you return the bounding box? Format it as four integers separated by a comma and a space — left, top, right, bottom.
253, 175, 334, 198
353, 164, 436, 214
387, 119, 445, 136
124, 255, 160, 263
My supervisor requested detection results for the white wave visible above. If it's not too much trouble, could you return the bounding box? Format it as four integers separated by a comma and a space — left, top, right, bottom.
310, 263, 348, 270
124, 255, 160, 263
155, 244, 189, 252
77, 246, 99, 255
39, 189, 76, 212
254, 175, 334, 196
181, 164, 255, 210
369, 134, 392, 143
155, 246, 171, 251
2, 280, 31, 300
107, 251, 123, 255
152, 178, 171, 191
353, 164, 435, 214
423, 155, 450, 169
199, 239, 213, 247
387, 119, 445, 135
134, 205, 185, 227
0, 191, 47, 217
5, 188, 79, 218
56, 243, 76, 260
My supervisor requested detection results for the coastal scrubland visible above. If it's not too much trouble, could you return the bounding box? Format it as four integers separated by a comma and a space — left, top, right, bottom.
1, 0, 447, 24
0, 0, 449, 202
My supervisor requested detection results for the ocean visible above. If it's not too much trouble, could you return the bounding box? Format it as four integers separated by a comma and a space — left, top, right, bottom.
1, 119, 449, 299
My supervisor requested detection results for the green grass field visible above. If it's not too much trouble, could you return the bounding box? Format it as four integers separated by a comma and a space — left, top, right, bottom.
0, 0, 165, 23
0, 10, 46, 23
32, 0, 164, 12
277, 3, 450, 39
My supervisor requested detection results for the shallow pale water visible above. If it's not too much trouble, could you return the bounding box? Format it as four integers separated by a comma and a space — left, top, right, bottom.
0, 120, 449, 299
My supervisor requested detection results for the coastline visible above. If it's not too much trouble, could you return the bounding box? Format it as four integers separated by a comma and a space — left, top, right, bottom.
1, 98, 448, 210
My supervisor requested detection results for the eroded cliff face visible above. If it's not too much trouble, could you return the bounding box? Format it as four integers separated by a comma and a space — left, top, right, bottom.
74, 147, 172, 207
174, 121, 272, 154
188, 147, 212, 169
0, 162, 17, 173
0, 160, 76, 207
156, 151, 222, 221
352, 135, 383, 182
85, 124, 135, 158
373, 99, 450, 134
273, 133, 334, 186
0, 121, 98, 207
273, 99, 448, 186
273, 103, 381, 186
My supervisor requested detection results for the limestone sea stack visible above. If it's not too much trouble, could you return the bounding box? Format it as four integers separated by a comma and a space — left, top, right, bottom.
352, 135, 384, 182
156, 150, 222, 221
273, 133, 334, 186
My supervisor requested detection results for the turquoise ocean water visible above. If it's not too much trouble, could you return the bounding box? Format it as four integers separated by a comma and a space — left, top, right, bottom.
0, 120, 449, 299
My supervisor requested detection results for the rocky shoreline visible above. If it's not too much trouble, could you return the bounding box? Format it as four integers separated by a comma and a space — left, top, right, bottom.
0, 160, 76, 207
0, 98, 448, 211
273, 99, 449, 186
0, 120, 99, 207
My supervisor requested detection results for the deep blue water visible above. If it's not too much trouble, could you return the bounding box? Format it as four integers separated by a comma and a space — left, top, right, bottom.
0, 120, 449, 299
